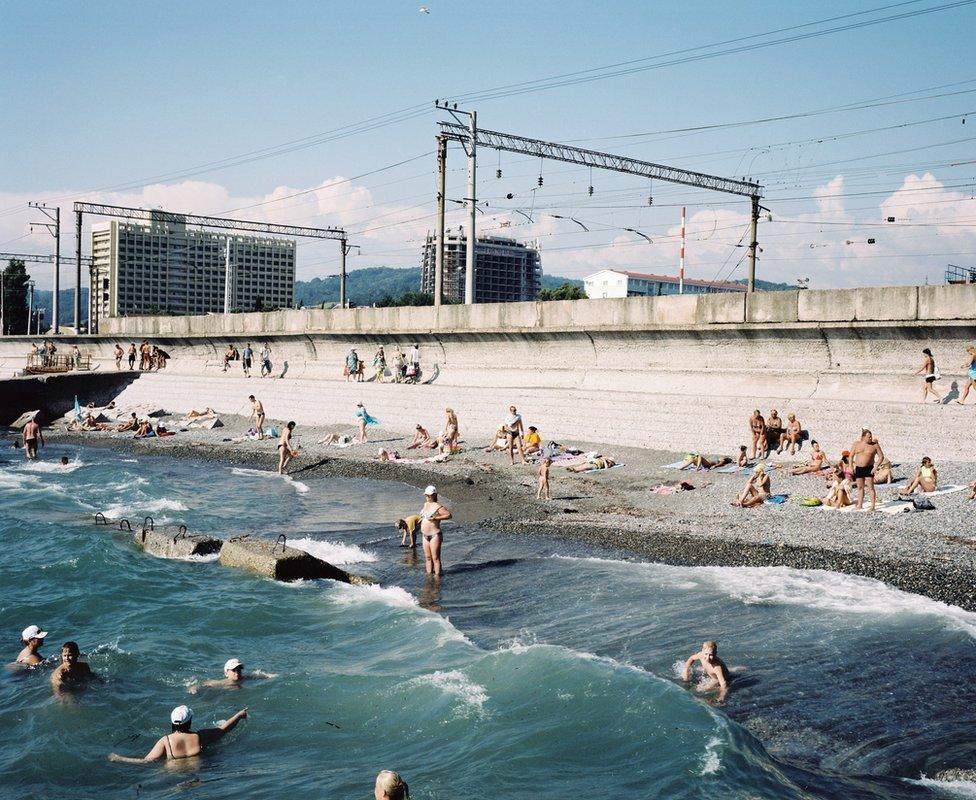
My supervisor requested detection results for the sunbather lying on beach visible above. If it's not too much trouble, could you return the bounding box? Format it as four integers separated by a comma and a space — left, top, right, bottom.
901, 457, 938, 494
375, 448, 401, 462
731, 464, 770, 508
676, 453, 732, 470
790, 441, 828, 475
567, 454, 616, 472
182, 408, 216, 420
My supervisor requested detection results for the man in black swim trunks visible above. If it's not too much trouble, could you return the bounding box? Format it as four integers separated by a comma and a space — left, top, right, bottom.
850, 429, 885, 511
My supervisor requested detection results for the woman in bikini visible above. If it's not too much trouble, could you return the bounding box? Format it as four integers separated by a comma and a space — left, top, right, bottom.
108, 705, 247, 763
957, 346, 976, 405
748, 410, 766, 460
913, 348, 943, 404
278, 421, 298, 474
902, 456, 938, 494
419, 485, 452, 576
731, 464, 770, 508
790, 440, 827, 475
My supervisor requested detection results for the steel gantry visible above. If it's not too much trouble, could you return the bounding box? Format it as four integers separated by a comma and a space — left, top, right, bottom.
72, 202, 352, 332
435, 112, 766, 300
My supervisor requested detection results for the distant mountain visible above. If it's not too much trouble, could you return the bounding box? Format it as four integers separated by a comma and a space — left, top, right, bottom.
731, 278, 796, 291
33, 289, 89, 328
294, 267, 583, 307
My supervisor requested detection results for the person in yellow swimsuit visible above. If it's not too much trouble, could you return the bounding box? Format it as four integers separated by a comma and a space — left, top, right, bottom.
524, 426, 542, 455
396, 515, 422, 548
903, 457, 938, 494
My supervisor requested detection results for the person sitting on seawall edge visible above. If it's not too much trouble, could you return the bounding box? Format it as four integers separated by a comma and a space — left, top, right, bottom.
902, 456, 938, 495
681, 640, 730, 702
375, 770, 410, 800
108, 705, 248, 763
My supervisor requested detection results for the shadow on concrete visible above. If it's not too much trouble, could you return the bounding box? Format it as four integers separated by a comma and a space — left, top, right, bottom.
0, 371, 144, 426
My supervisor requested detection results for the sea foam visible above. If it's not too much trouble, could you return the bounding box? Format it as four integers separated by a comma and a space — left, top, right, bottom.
288, 537, 377, 565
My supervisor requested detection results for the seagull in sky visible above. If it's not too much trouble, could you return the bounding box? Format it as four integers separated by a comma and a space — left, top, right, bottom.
419, 6, 430, 13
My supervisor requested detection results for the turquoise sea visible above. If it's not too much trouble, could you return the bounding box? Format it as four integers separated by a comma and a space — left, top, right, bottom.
1, 443, 974, 798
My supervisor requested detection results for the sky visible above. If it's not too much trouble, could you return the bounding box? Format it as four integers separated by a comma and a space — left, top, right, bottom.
2, 0, 976, 290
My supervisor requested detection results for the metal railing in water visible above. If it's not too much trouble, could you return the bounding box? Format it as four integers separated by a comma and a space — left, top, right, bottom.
25, 352, 92, 374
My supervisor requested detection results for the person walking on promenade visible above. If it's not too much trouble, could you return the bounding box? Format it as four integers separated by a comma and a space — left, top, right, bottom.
127, 343, 137, 370
419, 485, 451, 576
504, 405, 527, 465
108, 705, 247, 763
373, 347, 387, 383
242, 343, 254, 377
249, 395, 265, 439
114, 344, 124, 370
850, 429, 885, 511
277, 422, 299, 474
408, 343, 421, 382
392, 350, 405, 383
344, 348, 358, 382
749, 410, 767, 460
914, 348, 943, 403
956, 346, 976, 405
260, 344, 272, 377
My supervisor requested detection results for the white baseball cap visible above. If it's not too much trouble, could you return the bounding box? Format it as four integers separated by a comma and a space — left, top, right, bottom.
224, 658, 243, 672
424, 485, 436, 495
171, 705, 193, 725
22, 625, 48, 641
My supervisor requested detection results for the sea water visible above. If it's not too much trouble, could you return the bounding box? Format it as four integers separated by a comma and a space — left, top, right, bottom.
1, 445, 974, 799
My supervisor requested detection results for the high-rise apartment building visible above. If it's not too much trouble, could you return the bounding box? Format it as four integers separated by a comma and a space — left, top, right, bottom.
90, 212, 296, 321
420, 230, 541, 304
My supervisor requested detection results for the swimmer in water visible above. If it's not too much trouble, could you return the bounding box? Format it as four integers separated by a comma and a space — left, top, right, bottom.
16, 625, 48, 665
189, 658, 277, 693
682, 640, 730, 701
419, 485, 452, 576
59, 456, 70, 466
375, 770, 410, 800
108, 705, 248, 763
51, 641, 97, 693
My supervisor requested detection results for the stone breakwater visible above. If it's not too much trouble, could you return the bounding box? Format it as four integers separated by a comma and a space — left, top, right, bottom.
3, 284, 974, 461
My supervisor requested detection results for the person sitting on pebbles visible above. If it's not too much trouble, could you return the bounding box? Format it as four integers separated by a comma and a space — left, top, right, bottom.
732, 463, 770, 508
901, 456, 938, 495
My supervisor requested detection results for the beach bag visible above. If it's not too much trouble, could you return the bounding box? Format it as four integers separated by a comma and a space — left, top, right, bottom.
269, 426, 280, 438
406, 364, 416, 377
799, 497, 822, 507
912, 497, 935, 511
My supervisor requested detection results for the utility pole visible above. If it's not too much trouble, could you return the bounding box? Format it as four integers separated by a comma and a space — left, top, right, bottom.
435, 135, 447, 307
27, 280, 34, 336
679, 206, 686, 295
28, 202, 60, 334
747, 195, 760, 293
223, 238, 233, 313
465, 110, 477, 305
338, 239, 360, 308
75, 209, 83, 332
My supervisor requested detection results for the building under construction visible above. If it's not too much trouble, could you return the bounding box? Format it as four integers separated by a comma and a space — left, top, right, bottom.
420, 230, 542, 304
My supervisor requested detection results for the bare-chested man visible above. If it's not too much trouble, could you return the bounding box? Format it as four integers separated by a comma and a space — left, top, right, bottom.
682, 640, 730, 701
22, 417, 43, 460
249, 395, 265, 439
850, 428, 885, 511
51, 641, 97, 694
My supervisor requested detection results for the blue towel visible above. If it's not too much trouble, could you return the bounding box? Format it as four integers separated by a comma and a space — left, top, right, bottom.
765, 494, 788, 505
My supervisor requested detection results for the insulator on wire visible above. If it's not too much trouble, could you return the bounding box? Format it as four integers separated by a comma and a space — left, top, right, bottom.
588, 185, 594, 196
648, 196, 653, 206
538, 176, 543, 187
496, 169, 502, 179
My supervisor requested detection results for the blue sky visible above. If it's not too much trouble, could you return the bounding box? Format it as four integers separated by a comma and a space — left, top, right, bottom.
2, 0, 975, 288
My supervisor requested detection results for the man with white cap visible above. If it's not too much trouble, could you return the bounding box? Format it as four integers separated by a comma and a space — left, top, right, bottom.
419, 485, 452, 577
16, 625, 48, 665
108, 704, 248, 763
189, 658, 277, 693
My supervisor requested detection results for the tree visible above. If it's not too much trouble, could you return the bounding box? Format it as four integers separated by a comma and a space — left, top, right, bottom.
1, 259, 30, 335
375, 291, 436, 308
538, 282, 587, 301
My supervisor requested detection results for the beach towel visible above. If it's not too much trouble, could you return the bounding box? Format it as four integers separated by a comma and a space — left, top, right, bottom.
358, 411, 380, 426
914, 484, 967, 497
764, 494, 789, 505
661, 460, 690, 469
715, 464, 748, 474
580, 463, 625, 474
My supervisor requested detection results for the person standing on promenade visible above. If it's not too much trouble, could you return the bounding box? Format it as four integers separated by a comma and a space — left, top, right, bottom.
22, 416, 43, 460
956, 346, 976, 405
127, 343, 137, 370
749, 410, 766, 460
504, 405, 527, 465
248, 395, 265, 439
109, 705, 248, 763
419, 485, 451, 576
851, 429, 885, 511
114, 344, 124, 370
409, 343, 421, 382
242, 343, 253, 377
373, 347, 387, 383
914, 348, 943, 403
51, 641, 97, 694
277, 422, 299, 474
260, 344, 272, 378
392, 350, 405, 383
345, 349, 359, 382
16, 625, 48, 665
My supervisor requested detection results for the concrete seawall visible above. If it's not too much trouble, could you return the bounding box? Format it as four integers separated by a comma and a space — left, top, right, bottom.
0, 372, 142, 427
2, 286, 973, 460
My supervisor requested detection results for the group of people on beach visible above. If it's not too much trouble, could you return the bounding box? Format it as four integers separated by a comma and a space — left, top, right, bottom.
223, 343, 273, 377
112, 341, 169, 371
345, 344, 422, 384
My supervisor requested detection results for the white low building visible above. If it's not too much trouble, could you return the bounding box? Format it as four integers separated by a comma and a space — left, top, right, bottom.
583, 269, 745, 299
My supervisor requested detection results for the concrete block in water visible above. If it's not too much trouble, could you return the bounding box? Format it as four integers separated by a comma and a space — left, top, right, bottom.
218, 536, 371, 584
135, 527, 223, 560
